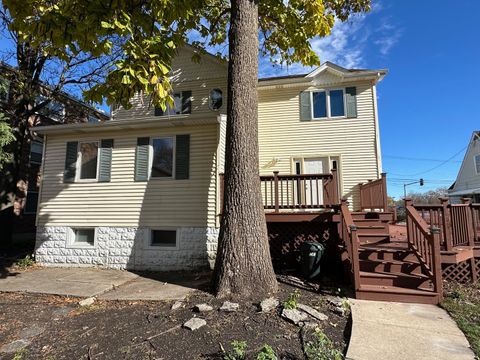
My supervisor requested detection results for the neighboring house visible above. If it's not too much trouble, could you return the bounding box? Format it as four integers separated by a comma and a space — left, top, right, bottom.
0, 63, 109, 241
448, 131, 480, 203
32, 46, 387, 271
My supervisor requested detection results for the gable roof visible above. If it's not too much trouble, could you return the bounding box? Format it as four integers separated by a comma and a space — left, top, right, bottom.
258, 61, 387, 87
449, 131, 480, 193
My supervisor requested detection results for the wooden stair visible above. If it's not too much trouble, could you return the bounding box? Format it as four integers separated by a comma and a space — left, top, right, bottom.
342, 211, 441, 305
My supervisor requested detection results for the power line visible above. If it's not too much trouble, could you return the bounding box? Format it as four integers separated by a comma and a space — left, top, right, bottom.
384, 155, 462, 163
387, 145, 467, 177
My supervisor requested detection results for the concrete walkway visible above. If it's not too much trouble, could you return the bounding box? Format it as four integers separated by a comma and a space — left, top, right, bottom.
0, 267, 208, 301
347, 299, 475, 360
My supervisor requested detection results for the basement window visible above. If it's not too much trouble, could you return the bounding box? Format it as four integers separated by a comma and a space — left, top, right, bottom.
72, 228, 95, 246
150, 229, 177, 248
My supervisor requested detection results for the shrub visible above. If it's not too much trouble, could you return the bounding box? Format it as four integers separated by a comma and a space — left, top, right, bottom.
256, 344, 277, 360
304, 329, 343, 360
224, 340, 247, 360
283, 290, 300, 310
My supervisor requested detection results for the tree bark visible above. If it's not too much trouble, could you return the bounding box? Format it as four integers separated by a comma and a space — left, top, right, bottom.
212, 0, 278, 298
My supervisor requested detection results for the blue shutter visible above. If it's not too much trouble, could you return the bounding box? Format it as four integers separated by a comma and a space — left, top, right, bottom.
135, 137, 150, 181
63, 141, 78, 183
175, 134, 190, 180
345, 87, 357, 118
181, 91, 192, 114
299, 91, 311, 121
98, 139, 113, 182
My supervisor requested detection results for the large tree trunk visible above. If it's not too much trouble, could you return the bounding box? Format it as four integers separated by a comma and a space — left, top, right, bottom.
212, 0, 278, 298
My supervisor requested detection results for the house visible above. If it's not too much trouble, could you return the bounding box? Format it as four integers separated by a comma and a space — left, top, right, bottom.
0, 63, 109, 242
31, 46, 387, 271
448, 131, 480, 203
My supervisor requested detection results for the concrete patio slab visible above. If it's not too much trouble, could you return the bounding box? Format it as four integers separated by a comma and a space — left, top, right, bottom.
0, 267, 208, 301
98, 276, 202, 301
346, 299, 475, 360
0, 268, 139, 297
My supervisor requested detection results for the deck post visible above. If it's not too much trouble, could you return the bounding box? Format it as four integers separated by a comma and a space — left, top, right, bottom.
381, 172, 388, 212
430, 226, 443, 301
461, 198, 476, 248
273, 171, 279, 213
349, 224, 361, 291
439, 197, 453, 251
331, 169, 339, 205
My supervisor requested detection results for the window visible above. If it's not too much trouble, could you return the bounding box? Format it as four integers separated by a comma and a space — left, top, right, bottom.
475, 154, 480, 175
151, 137, 174, 178
72, 228, 95, 245
30, 141, 43, 164
311, 89, 346, 119
155, 91, 191, 116
79, 142, 99, 180
36, 96, 66, 122
209, 89, 223, 110
151, 229, 177, 247
329, 89, 345, 117
0, 77, 9, 102
312, 91, 327, 118
24, 192, 39, 214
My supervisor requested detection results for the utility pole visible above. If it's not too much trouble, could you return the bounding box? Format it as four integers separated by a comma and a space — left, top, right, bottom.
403, 178, 424, 198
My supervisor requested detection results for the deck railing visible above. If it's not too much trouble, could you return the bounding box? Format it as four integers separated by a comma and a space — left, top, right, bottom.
405, 199, 443, 298
339, 200, 361, 291
260, 170, 339, 211
414, 197, 479, 251
358, 173, 388, 212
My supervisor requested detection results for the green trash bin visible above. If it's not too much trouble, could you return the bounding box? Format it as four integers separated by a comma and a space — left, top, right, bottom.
300, 241, 325, 279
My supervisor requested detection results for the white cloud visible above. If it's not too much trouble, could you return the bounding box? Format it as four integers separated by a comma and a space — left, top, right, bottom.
258, 2, 403, 78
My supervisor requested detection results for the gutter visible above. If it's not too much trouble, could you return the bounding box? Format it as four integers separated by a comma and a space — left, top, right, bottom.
31, 114, 222, 135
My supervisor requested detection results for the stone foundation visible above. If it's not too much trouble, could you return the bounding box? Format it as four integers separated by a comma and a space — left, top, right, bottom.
35, 226, 219, 271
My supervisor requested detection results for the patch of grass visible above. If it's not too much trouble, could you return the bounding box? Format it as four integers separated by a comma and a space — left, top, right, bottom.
12, 349, 27, 360
16, 254, 35, 268
303, 329, 343, 360
224, 340, 248, 360
441, 281, 480, 357
256, 344, 277, 360
283, 290, 300, 310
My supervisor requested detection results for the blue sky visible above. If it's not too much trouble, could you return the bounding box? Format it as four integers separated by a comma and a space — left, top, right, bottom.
1, 1, 478, 199
259, 0, 480, 199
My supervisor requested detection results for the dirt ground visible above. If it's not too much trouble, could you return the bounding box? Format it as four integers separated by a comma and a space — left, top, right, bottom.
0, 278, 351, 360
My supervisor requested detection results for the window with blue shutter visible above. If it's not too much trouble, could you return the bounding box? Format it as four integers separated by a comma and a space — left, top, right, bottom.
63, 141, 78, 183
135, 137, 150, 181
175, 134, 190, 180
98, 139, 113, 182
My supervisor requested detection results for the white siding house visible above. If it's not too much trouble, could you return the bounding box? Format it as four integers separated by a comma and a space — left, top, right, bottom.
32, 47, 387, 271
449, 131, 480, 203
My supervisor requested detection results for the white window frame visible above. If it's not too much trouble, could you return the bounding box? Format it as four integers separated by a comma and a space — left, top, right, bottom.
76, 140, 100, 182
149, 136, 176, 180
475, 154, 480, 175
310, 88, 347, 120
67, 227, 97, 248
147, 228, 179, 250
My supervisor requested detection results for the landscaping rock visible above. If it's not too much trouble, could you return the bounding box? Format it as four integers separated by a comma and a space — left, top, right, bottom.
183, 317, 207, 331
78, 297, 95, 307
194, 303, 214, 312
171, 301, 184, 310
0, 339, 30, 353
297, 304, 328, 321
281, 308, 309, 325
259, 297, 279, 312
220, 301, 239, 312
332, 306, 346, 317
327, 297, 344, 308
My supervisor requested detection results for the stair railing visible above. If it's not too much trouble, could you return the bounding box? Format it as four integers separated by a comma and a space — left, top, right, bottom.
339, 199, 361, 291
405, 199, 443, 299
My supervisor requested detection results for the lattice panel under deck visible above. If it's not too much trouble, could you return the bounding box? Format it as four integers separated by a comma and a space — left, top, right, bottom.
442, 260, 475, 283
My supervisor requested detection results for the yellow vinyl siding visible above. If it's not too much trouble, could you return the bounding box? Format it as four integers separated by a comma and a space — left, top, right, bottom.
113, 47, 228, 121
38, 124, 219, 228
258, 80, 380, 209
